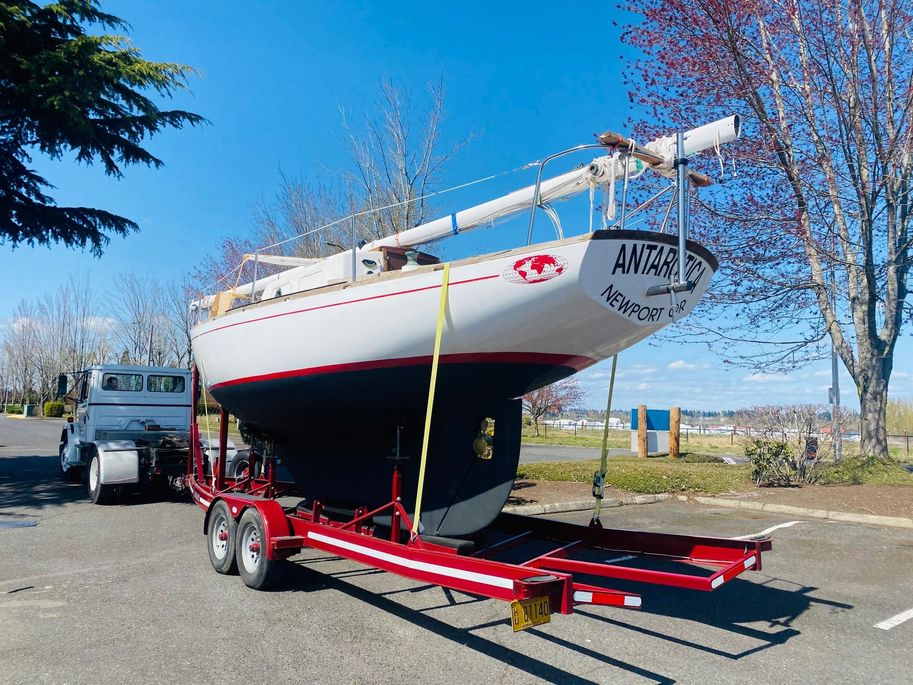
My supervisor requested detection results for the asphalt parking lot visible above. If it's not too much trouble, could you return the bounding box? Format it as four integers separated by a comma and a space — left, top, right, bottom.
1, 416, 911, 684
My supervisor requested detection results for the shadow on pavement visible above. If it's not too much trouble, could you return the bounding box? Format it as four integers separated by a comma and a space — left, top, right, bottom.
0, 454, 85, 512
283, 560, 676, 684
576, 575, 852, 660
0, 453, 194, 513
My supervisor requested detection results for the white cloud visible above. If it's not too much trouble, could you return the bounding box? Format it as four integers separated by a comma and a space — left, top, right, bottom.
668, 359, 696, 371
636, 382, 650, 390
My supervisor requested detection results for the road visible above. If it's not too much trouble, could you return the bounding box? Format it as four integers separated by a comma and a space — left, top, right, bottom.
2, 416, 912, 684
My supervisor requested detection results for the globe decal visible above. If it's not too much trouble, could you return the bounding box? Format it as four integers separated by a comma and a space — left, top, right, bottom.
502, 254, 568, 284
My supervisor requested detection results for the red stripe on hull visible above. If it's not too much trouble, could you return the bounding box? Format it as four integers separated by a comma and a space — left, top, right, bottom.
193, 274, 500, 340
209, 352, 596, 390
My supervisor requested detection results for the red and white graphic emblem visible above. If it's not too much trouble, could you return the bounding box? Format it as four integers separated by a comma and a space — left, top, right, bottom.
502, 254, 568, 284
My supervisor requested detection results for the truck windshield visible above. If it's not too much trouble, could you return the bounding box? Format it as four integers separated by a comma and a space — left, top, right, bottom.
147, 375, 186, 393
101, 373, 142, 392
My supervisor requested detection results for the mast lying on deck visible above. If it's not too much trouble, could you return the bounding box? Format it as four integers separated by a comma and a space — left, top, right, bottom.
196, 116, 740, 310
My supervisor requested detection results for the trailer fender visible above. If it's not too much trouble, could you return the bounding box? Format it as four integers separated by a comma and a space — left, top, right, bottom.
93, 440, 140, 485
203, 494, 290, 560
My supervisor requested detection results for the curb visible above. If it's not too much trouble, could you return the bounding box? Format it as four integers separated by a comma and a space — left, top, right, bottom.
505, 493, 671, 517
690, 495, 913, 530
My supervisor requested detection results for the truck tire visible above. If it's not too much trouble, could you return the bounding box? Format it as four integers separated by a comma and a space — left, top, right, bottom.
236, 508, 283, 590
231, 455, 248, 479
208, 501, 238, 575
87, 449, 115, 505
59, 443, 82, 482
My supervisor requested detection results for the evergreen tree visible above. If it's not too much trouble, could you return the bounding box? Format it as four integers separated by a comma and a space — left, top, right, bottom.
0, 0, 205, 255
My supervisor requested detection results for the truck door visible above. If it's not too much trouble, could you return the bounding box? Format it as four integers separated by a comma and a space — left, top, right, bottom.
75, 372, 91, 440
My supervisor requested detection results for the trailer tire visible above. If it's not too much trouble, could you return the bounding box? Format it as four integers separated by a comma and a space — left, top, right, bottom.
87, 449, 115, 505
236, 508, 283, 590
208, 501, 238, 575
59, 443, 81, 482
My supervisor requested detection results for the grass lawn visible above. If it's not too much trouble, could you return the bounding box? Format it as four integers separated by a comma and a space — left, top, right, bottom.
521, 425, 744, 455
517, 454, 913, 495
518, 456, 753, 495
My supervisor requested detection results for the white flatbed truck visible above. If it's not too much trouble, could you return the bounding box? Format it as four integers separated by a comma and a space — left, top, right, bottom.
57, 364, 240, 504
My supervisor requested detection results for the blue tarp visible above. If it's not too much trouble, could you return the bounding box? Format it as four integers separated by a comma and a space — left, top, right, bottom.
630, 408, 670, 431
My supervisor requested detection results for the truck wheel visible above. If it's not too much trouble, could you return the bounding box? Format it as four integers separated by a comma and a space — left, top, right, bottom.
208, 501, 238, 575
59, 443, 82, 482
236, 508, 283, 590
232, 458, 248, 478
87, 450, 115, 505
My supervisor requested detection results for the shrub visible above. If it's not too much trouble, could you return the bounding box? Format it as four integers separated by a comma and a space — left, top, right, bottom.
818, 455, 913, 486
4, 404, 23, 414
196, 402, 222, 416
746, 438, 822, 486
43, 401, 65, 417
678, 453, 725, 464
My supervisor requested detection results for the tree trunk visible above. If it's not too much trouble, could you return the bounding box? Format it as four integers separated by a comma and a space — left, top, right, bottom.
858, 361, 889, 459
533, 417, 539, 437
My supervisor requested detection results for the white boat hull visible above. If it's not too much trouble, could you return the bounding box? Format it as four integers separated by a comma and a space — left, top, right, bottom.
191, 230, 717, 535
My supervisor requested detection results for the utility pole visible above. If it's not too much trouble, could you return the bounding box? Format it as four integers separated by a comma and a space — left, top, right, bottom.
829, 246, 842, 462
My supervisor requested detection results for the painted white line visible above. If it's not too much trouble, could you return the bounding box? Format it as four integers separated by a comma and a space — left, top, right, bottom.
732, 520, 802, 540
874, 607, 913, 631
308, 531, 514, 590
605, 554, 637, 564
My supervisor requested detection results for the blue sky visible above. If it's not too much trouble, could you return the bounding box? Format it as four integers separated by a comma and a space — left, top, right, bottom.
1, 0, 910, 411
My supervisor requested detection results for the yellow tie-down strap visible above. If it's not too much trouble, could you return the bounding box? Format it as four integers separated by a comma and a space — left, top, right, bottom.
412, 263, 451, 536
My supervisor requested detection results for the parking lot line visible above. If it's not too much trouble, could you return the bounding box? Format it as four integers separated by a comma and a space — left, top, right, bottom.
874, 607, 913, 631
732, 520, 802, 540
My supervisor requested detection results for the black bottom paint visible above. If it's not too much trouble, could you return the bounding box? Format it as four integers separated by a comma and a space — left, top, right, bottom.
212, 362, 576, 536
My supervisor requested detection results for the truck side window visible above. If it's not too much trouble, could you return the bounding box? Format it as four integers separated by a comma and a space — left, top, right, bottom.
101, 373, 142, 392
77, 376, 89, 403
147, 375, 186, 393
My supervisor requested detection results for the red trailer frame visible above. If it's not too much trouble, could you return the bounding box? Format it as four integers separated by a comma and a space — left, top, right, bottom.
189, 374, 771, 630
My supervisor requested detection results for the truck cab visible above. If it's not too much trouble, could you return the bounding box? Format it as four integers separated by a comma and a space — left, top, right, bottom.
58, 364, 236, 503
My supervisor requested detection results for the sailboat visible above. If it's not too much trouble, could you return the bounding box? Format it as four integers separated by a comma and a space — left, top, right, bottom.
190, 116, 740, 536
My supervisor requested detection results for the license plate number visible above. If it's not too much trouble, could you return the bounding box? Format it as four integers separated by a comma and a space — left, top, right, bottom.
510, 596, 551, 632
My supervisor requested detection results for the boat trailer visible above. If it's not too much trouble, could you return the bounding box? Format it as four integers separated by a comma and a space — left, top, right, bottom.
189, 407, 771, 632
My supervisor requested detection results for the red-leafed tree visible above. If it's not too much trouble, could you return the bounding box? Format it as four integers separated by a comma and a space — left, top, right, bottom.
623, 0, 913, 458
522, 379, 584, 436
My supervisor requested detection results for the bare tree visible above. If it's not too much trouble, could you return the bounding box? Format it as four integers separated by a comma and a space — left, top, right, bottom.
195, 76, 472, 306
162, 277, 195, 368
624, 0, 913, 458
1, 300, 39, 404
107, 274, 170, 365
342, 76, 472, 240
522, 379, 584, 437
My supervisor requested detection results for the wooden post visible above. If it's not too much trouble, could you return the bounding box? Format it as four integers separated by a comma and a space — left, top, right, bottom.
669, 407, 681, 459
637, 404, 648, 458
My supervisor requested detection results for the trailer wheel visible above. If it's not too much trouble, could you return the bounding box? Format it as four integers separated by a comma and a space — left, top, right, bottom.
59, 443, 81, 482
87, 449, 114, 505
236, 508, 283, 590
208, 501, 238, 575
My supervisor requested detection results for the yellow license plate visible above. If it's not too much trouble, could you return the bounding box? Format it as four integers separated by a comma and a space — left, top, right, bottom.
510, 596, 551, 632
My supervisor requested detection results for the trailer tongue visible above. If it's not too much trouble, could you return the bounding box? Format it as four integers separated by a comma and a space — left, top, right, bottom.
189, 397, 771, 632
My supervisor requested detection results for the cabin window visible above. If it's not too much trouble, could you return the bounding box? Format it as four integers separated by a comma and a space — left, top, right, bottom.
147, 375, 186, 393
101, 373, 143, 392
